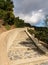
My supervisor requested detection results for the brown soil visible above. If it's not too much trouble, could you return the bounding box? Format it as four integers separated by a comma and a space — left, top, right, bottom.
0, 25, 15, 34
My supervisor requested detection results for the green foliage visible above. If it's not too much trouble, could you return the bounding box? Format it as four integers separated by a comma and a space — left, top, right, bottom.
24, 23, 31, 27
28, 27, 48, 44
28, 29, 35, 34
4, 0, 14, 11
5, 24, 10, 30
3, 11, 15, 25
0, 0, 14, 25
14, 17, 25, 28
0, 0, 26, 28
0, 0, 14, 11
0, 0, 5, 10
0, 9, 6, 19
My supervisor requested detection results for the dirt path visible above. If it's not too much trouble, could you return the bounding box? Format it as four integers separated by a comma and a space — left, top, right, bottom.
0, 28, 48, 65
0, 28, 26, 65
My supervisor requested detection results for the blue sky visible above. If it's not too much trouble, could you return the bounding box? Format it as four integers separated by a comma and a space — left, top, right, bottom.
35, 20, 45, 27
13, 0, 48, 27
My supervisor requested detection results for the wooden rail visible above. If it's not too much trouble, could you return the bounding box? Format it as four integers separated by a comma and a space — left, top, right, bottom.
25, 29, 48, 55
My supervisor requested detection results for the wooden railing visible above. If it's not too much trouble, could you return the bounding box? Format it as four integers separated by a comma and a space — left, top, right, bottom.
25, 29, 48, 55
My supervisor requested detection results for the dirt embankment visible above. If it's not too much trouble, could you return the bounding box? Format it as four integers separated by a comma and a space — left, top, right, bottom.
0, 25, 15, 34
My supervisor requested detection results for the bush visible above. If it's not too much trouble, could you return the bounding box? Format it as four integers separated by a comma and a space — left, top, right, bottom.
5, 24, 10, 30
35, 27, 48, 44
28, 27, 48, 44
28, 29, 35, 34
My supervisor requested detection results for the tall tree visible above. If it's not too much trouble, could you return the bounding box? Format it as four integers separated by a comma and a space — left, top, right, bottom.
0, 0, 14, 11
0, 0, 15, 25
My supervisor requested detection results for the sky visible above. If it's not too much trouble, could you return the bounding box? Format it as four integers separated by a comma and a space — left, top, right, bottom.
13, 0, 48, 27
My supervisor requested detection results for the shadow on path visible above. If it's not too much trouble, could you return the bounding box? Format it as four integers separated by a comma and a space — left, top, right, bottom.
19, 38, 45, 55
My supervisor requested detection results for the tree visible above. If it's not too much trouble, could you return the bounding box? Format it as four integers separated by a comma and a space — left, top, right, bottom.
0, 0, 5, 10
14, 17, 25, 27
0, 0, 14, 11
0, 0, 26, 28
0, 9, 6, 19
4, 0, 14, 11
3, 11, 15, 25
0, 0, 14, 25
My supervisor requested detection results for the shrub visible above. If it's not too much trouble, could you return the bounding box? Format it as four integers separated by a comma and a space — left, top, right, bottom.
28, 27, 48, 44
28, 29, 35, 34
5, 24, 10, 30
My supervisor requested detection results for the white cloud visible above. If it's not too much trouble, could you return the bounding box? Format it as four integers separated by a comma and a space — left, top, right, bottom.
18, 9, 45, 25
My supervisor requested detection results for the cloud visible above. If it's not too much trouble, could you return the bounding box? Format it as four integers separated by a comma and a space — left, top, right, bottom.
13, 0, 48, 14
13, 0, 48, 26
18, 9, 45, 25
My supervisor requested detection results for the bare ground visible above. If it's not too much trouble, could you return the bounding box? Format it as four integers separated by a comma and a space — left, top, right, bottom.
0, 28, 48, 65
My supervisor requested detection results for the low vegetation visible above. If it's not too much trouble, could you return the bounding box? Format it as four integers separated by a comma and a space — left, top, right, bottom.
28, 27, 48, 44
5, 24, 10, 30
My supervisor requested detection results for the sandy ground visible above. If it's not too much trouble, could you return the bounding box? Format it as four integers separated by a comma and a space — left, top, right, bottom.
0, 28, 48, 65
